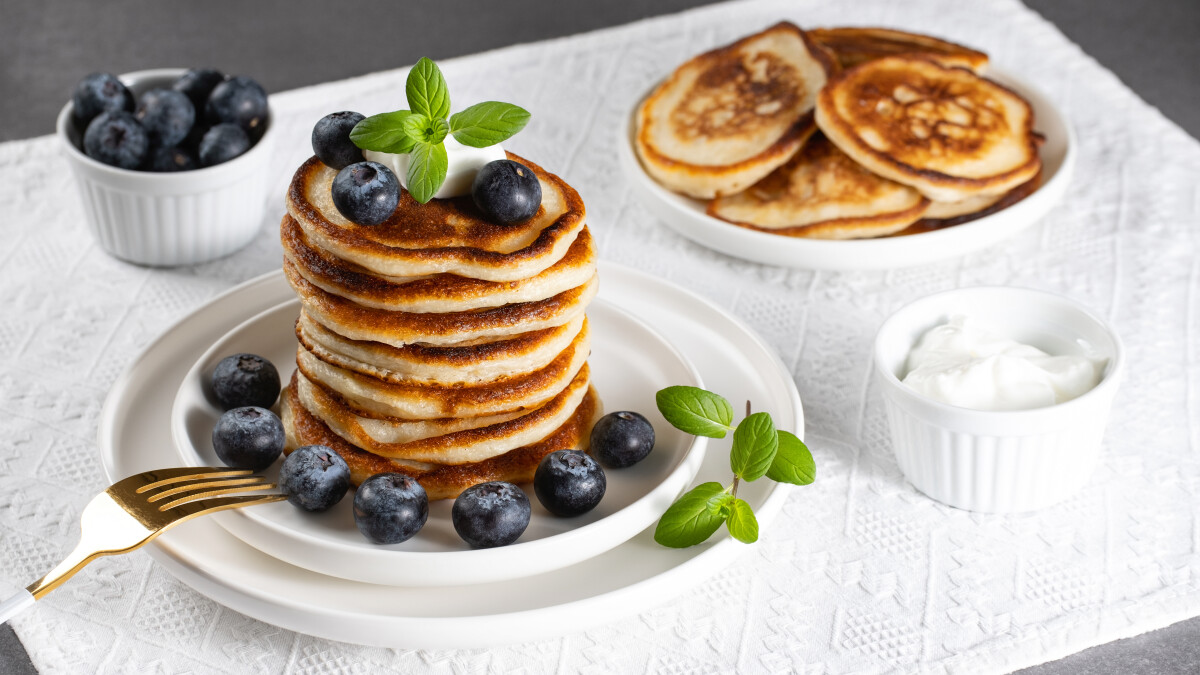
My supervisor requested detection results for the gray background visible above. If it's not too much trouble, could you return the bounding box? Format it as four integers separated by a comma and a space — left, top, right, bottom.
2, 0, 1199, 672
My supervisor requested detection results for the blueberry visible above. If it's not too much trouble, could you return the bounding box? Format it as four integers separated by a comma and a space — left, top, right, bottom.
83, 111, 149, 170
72, 72, 133, 128
353, 473, 429, 544
331, 161, 400, 225
148, 145, 197, 172
312, 111, 365, 170
210, 353, 280, 409
590, 411, 655, 468
173, 68, 225, 111
198, 123, 250, 166
452, 481, 531, 548
534, 450, 606, 517
134, 88, 195, 147
279, 445, 351, 512
211, 406, 284, 471
205, 75, 268, 133
471, 159, 541, 225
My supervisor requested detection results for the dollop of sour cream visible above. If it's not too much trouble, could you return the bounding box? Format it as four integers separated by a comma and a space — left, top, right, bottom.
902, 316, 1105, 411
364, 136, 506, 200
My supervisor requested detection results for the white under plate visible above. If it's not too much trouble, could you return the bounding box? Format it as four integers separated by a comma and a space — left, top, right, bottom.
170, 297, 707, 586
619, 69, 1076, 271
97, 262, 803, 649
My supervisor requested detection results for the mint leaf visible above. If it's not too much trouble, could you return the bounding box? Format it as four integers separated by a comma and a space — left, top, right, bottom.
350, 111, 417, 154
726, 498, 759, 543
767, 430, 815, 485
406, 57, 450, 120
450, 102, 531, 148
730, 412, 778, 481
405, 141, 448, 204
655, 386, 733, 438
654, 482, 728, 548
401, 114, 449, 145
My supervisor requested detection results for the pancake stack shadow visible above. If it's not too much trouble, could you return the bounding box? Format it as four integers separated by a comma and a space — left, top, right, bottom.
278, 153, 601, 501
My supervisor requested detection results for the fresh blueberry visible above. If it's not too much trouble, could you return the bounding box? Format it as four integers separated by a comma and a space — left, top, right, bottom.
211, 406, 285, 471
83, 111, 149, 170
173, 68, 225, 111
198, 123, 250, 166
205, 75, 268, 133
590, 411, 656, 468
134, 88, 195, 147
312, 111, 365, 170
210, 353, 280, 410
331, 161, 400, 225
279, 445, 351, 512
72, 72, 133, 128
534, 450, 606, 517
452, 481, 531, 548
353, 473, 429, 544
148, 145, 197, 172
471, 159, 541, 225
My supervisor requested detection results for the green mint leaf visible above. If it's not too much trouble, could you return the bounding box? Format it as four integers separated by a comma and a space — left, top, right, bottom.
406, 57, 451, 120
449, 102, 531, 148
349, 111, 417, 153
654, 482, 728, 548
401, 115, 449, 145
405, 141, 448, 204
726, 498, 759, 543
730, 412, 778, 481
655, 386, 733, 438
766, 430, 816, 485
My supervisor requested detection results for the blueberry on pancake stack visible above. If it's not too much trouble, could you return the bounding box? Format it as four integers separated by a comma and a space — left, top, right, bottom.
278, 148, 601, 501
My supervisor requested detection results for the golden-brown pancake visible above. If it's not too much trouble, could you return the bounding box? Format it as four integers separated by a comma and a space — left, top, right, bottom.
281, 376, 601, 500
636, 21, 835, 199
808, 27, 988, 73
892, 169, 1043, 235
815, 56, 1041, 202
707, 134, 929, 239
287, 153, 586, 282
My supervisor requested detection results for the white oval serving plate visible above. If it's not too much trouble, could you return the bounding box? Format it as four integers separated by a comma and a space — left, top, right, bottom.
618, 68, 1076, 271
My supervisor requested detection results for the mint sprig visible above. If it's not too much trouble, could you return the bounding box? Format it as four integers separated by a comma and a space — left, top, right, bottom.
348, 57, 531, 203
653, 389, 815, 549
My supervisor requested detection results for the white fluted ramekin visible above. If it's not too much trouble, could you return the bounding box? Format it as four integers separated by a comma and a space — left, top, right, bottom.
57, 69, 274, 266
873, 287, 1124, 513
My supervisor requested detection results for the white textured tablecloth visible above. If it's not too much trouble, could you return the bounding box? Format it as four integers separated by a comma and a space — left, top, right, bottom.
3, 0, 1200, 672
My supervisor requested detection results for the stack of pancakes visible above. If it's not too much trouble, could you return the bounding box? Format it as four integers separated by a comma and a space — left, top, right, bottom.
636, 23, 1043, 240
278, 153, 601, 500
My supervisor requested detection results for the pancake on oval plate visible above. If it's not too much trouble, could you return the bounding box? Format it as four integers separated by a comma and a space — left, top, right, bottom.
635, 21, 836, 199
815, 55, 1041, 202
807, 27, 988, 73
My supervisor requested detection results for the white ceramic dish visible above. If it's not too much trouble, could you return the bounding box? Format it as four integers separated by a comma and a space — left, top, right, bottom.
873, 287, 1123, 513
97, 262, 803, 648
170, 297, 707, 586
618, 69, 1075, 271
58, 69, 274, 267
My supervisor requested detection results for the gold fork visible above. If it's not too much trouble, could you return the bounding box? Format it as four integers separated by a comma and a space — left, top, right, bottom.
0, 467, 285, 623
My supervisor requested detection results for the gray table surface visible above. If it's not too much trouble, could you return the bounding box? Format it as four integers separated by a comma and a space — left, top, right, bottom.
2, 1, 1199, 672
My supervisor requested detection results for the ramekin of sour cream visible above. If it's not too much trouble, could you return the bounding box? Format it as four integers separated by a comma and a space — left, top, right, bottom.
873, 287, 1124, 513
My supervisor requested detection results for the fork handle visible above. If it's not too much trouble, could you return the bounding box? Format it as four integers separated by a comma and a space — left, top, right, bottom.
0, 590, 35, 624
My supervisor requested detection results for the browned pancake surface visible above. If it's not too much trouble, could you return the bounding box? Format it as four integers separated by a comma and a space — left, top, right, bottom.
808, 27, 988, 72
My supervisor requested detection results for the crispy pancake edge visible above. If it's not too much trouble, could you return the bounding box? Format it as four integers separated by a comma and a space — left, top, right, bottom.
808, 27, 988, 72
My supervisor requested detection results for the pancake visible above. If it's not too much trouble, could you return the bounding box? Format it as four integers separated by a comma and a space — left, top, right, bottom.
294, 364, 591, 464
707, 134, 929, 239
287, 153, 586, 282
808, 27, 988, 73
635, 21, 834, 199
285, 260, 598, 348
295, 316, 590, 419
281, 378, 601, 501
892, 169, 1043, 235
282, 214, 597, 313
815, 56, 1041, 202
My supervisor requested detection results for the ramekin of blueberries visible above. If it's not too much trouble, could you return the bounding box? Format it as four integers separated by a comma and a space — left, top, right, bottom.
57, 68, 275, 266
206, 353, 656, 549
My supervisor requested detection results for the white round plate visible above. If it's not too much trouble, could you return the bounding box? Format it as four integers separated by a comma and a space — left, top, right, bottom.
97, 262, 803, 649
618, 69, 1076, 271
170, 297, 706, 586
